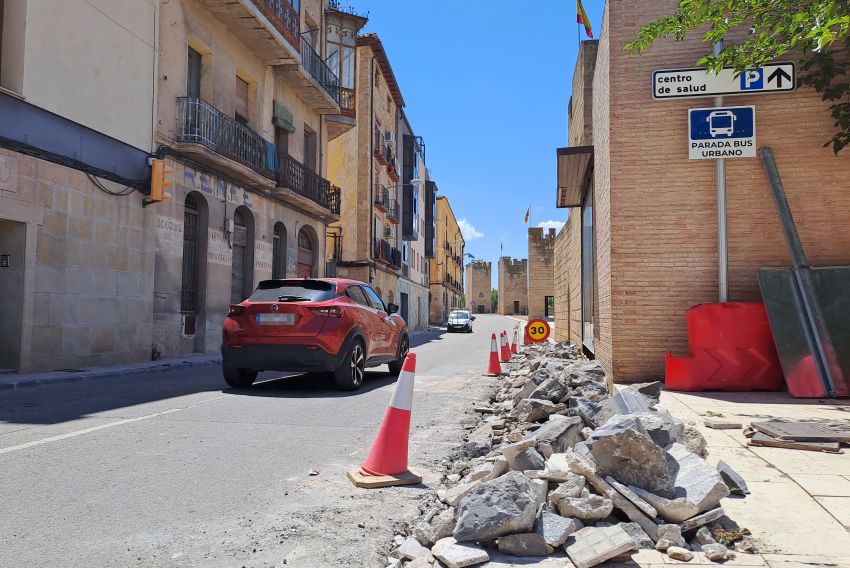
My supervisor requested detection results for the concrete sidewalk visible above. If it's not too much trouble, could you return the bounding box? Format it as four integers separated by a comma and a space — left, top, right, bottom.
616, 390, 850, 568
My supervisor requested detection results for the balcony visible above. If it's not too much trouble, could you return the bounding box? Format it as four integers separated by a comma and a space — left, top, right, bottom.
340, 87, 356, 118
386, 199, 399, 224
198, 0, 300, 64
275, 153, 341, 221
175, 97, 275, 189
276, 38, 341, 114
375, 238, 402, 269
373, 128, 387, 165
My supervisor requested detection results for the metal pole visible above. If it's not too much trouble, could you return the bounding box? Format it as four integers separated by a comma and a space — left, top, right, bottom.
714, 41, 728, 302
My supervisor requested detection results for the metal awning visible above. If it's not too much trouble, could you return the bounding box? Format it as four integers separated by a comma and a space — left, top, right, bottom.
556, 146, 594, 208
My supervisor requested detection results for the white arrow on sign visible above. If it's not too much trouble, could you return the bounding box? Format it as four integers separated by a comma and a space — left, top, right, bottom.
653, 63, 795, 100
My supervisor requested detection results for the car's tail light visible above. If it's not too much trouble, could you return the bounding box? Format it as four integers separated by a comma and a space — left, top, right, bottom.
310, 306, 343, 318
227, 305, 246, 317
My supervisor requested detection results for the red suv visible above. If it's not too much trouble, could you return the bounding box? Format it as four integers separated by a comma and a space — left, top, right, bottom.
221, 278, 409, 391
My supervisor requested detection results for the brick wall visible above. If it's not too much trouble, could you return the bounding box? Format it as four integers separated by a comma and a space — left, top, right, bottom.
553, 227, 569, 342
527, 227, 556, 318
578, 0, 850, 382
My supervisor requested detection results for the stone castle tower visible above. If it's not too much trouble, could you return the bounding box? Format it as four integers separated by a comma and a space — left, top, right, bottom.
527, 227, 556, 318
498, 257, 528, 315
465, 260, 492, 314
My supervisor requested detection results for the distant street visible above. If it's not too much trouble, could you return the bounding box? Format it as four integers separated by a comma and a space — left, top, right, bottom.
0, 314, 518, 568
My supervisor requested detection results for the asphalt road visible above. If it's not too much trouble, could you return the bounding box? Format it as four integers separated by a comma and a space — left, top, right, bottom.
0, 314, 521, 568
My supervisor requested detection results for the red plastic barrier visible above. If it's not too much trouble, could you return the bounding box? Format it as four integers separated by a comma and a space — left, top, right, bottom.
665, 302, 784, 392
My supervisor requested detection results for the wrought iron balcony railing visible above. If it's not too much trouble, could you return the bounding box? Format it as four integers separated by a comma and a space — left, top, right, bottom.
253, 0, 300, 51
327, 0, 367, 18
375, 238, 402, 268
339, 87, 355, 117
176, 97, 274, 178
300, 37, 340, 103
278, 153, 341, 214
386, 199, 399, 223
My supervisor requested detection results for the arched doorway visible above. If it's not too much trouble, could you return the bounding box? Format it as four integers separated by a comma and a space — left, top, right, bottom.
297, 226, 317, 278
272, 222, 287, 279
231, 206, 254, 303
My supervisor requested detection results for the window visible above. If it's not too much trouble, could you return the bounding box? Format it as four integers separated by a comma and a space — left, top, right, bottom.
326, 16, 356, 90
187, 47, 202, 98
230, 207, 254, 304
363, 286, 386, 312
346, 286, 370, 307
181, 194, 203, 313
249, 280, 335, 303
275, 127, 289, 174
235, 76, 250, 124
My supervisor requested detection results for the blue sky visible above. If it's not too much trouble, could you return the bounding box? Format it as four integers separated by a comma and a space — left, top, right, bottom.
354, 0, 605, 287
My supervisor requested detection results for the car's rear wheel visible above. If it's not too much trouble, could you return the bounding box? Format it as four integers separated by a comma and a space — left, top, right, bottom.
388, 334, 409, 376
334, 339, 365, 391
223, 365, 258, 388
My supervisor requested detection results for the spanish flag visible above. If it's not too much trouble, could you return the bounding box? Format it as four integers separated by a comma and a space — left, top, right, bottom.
577, 0, 593, 38
523, 205, 531, 224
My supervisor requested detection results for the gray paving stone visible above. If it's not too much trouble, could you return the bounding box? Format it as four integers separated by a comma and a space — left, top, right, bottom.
564, 525, 636, 568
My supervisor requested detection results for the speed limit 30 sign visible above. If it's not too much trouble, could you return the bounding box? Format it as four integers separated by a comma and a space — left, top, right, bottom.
525, 319, 551, 344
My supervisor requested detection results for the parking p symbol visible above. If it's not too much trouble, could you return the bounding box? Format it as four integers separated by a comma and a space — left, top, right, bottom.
741, 69, 763, 90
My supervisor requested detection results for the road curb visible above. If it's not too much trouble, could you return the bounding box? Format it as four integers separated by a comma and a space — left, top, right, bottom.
0, 355, 222, 391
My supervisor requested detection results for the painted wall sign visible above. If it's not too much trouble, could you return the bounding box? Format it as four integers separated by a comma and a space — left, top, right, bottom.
688, 106, 756, 160
653, 63, 795, 100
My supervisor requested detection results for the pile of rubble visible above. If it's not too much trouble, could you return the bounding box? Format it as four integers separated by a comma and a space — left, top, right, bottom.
386, 342, 755, 568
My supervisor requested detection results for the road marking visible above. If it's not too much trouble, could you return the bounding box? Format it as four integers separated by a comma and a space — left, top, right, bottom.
0, 396, 226, 456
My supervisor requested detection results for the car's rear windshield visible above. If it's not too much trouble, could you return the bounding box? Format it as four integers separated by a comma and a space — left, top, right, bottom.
450, 311, 470, 319
248, 280, 336, 303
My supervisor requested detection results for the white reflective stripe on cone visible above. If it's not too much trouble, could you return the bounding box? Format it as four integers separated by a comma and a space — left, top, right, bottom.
388, 369, 415, 411
490, 336, 498, 351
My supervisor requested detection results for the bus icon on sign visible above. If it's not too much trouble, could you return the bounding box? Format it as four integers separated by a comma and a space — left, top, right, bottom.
707, 110, 736, 137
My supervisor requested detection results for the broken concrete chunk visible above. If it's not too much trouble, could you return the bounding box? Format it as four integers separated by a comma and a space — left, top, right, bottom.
497, 532, 549, 557
414, 507, 456, 547
666, 546, 694, 562
443, 480, 483, 506
453, 471, 539, 542
657, 524, 687, 548
683, 425, 708, 457
525, 416, 583, 457
511, 398, 561, 423
622, 381, 663, 400
717, 460, 750, 495
529, 478, 548, 509
704, 418, 743, 429
596, 390, 656, 425
535, 511, 582, 547
512, 381, 537, 406
558, 494, 614, 521
602, 411, 684, 447
680, 507, 725, 533
548, 474, 586, 506
512, 447, 545, 471
483, 456, 508, 481
431, 537, 489, 568
463, 423, 493, 458
392, 537, 434, 562
694, 526, 716, 546
702, 542, 729, 560
654, 538, 676, 552
538, 453, 575, 482
568, 397, 602, 428
605, 476, 657, 518
587, 417, 675, 498
530, 377, 570, 403
668, 443, 730, 513
564, 525, 636, 568
619, 522, 654, 549
502, 439, 535, 464
628, 484, 699, 523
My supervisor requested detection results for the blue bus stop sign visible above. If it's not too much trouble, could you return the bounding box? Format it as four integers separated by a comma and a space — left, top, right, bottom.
688, 105, 756, 160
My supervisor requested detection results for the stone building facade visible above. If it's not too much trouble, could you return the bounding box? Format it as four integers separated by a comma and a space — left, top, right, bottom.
527, 227, 556, 319
497, 257, 528, 316
554, 2, 850, 382
429, 196, 464, 324
465, 260, 492, 314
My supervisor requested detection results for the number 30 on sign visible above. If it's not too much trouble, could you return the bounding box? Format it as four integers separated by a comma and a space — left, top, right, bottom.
525, 319, 551, 343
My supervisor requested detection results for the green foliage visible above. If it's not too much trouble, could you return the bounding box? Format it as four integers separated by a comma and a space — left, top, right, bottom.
625, 0, 850, 153
491, 289, 498, 312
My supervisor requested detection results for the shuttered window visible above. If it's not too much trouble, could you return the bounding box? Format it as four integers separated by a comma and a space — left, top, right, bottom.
235, 76, 249, 124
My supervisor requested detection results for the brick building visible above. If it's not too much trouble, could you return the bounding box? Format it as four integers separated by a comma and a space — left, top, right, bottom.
527, 227, 556, 319
497, 257, 528, 316
553, 2, 850, 382
465, 260, 492, 314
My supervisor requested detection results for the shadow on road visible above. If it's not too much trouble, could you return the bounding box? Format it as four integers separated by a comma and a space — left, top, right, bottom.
226, 370, 398, 399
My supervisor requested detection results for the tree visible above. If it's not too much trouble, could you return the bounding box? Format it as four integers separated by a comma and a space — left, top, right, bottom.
626, 1, 850, 153
491, 289, 498, 312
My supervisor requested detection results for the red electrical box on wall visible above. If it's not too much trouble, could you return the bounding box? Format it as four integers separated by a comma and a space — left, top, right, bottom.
665, 302, 784, 392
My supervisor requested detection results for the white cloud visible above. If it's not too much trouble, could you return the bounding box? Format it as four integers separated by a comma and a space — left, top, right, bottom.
457, 218, 484, 240
537, 220, 565, 233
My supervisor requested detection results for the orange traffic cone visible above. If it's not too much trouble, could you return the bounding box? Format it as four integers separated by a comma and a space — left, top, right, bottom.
348, 353, 422, 488
500, 331, 511, 362
484, 333, 502, 376
511, 329, 519, 354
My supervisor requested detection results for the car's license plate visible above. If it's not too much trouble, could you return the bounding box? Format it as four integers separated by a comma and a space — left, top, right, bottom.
256, 313, 296, 325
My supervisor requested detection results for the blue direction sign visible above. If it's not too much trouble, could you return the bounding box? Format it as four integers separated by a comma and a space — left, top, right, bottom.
688, 106, 756, 160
